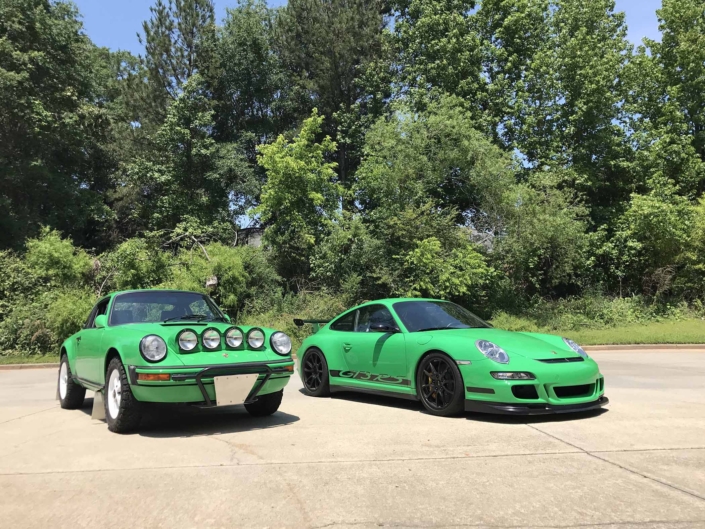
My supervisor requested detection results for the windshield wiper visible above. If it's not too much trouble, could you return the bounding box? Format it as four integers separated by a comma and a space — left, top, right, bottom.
163, 314, 208, 323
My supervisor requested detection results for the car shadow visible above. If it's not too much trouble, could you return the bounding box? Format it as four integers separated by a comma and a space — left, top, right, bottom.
80, 397, 300, 437
300, 388, 609, 423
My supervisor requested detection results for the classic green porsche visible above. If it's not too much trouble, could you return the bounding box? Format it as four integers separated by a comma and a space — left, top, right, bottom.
57, 289, 295, 432
295, 298, 608, 416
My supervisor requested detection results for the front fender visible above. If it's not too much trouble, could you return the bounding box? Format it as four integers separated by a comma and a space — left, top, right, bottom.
61, 337, 79, 374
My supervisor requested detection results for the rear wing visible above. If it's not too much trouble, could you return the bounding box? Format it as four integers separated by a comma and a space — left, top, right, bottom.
293, 318, 330, 333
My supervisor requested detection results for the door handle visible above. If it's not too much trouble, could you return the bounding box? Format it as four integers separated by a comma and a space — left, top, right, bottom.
343, 343, 352, 352
76, 337, 82, 343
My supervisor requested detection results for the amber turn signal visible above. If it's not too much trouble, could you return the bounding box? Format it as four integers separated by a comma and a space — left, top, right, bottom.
283, 364, 294, 372
137, 373, 171, 382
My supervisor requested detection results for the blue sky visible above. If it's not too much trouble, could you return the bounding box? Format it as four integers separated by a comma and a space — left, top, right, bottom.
73, 0, 662, 55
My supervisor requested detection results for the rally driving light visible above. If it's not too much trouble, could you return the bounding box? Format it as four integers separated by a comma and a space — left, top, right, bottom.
247, 328, 265, 349
178, 330, 198, 351
270, 331, 292, 356
225, 327, 244, 348
491, 372, 535, 380
563, 337, 588, 358
140, 335, 167, 362
476, 340, 510, 364
202, 328, 221, 349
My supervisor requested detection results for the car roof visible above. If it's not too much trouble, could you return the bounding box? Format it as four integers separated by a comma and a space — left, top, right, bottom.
107, 289, 207, 297
355, 298, 446, 307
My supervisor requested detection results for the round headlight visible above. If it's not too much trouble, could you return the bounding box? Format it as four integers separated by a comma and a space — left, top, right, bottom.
178, 330, 198, 351
270, 331, 292, 356
225, 327, 244, 348
563, 338, 588, 358
140, 335, 167, 362
202, 328, 221, 350
476, 340, 509, 364
247, 328, 265, 349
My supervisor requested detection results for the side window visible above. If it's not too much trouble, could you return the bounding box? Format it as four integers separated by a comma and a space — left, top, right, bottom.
86, 298, 110, 329
356, 305, 396, 332
330, 310, 356, 332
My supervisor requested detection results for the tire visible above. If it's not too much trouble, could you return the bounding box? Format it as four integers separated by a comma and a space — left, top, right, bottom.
58, 355, 86, 409
416, 353, 464, 417
301, 347, 330, 397
104, 357, 142, 433
245, 390, 283, 417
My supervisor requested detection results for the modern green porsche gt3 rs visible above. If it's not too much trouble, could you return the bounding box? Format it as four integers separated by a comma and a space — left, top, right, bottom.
295, 298, 608, 416
57, 289, 295, 433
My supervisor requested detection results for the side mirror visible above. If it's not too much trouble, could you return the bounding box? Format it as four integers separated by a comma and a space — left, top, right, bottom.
223, 314, 232, 323
369, 322, 398, 333
94, 315, 108, 328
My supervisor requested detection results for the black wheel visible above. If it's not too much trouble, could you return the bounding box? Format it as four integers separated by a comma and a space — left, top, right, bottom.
245, 390, 283, 417
58, 355, 86, 409
104, 357, 142, 433
302, 348, 330, 397
416, 353, 464, 417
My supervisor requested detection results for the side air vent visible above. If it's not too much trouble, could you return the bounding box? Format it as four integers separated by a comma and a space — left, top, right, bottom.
537, 357, 585, 364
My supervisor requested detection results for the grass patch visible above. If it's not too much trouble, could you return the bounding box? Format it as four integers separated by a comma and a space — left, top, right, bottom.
0, 355, 59, 365
551, 319, 705, 345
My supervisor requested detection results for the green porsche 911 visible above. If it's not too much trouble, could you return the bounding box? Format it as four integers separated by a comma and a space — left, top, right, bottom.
58, 289, 295, 433
295, 298, 608, 416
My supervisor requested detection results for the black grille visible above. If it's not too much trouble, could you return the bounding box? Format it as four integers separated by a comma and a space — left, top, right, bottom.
512, 385, 539, 400
554, 383, 594, 399
537, 357, 584, 364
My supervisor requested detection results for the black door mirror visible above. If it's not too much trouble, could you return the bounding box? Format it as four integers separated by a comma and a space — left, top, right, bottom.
369, 322, 398, 333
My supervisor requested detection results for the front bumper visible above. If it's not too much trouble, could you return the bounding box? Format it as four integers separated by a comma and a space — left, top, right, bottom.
465, 395, 609, 415
127, 359, 294, 405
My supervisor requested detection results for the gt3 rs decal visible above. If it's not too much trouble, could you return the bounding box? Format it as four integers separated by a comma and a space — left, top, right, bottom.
330, 370, 410, 386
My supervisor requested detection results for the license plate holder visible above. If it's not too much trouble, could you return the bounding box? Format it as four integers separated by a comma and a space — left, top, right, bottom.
213, 374, 259, 406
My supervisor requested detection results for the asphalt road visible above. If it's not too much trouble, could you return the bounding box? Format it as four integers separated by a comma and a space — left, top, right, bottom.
0, 351, 704, 529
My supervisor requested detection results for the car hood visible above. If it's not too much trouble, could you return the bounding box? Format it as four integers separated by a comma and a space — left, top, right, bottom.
421, 328, 580, 360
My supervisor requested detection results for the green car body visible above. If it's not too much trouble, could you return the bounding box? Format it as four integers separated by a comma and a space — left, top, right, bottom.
296, 298, 608, 416
58, 289, 294, 432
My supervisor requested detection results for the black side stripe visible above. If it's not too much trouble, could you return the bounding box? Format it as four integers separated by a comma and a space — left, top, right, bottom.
330, 370, 411, 386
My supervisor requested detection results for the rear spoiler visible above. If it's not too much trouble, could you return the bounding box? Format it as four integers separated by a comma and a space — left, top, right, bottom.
293, 318, 330, 333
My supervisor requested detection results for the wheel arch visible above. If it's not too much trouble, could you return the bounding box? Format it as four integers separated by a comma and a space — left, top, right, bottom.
104, 347, 123, 382
60, 342, 78, 374
412, 349, 458, 391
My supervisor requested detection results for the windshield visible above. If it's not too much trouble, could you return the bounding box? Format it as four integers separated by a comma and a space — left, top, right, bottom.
392, 301, 490, 332
109, 291, 225, 326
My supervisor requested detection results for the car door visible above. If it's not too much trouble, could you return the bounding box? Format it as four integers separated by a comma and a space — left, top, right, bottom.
75, 297, 110, 385
341, 304, 408, 387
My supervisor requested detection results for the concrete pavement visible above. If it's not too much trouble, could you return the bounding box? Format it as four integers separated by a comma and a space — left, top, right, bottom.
0, 350, 704, 528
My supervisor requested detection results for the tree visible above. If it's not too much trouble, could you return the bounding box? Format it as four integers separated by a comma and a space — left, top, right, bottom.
255, 110, 342, 283
213, 0, 291, 145
0, 0, 118, 250
355, 95, 515, 232
274, 0, 391, 189
139, 0, 217, 124
126, 75, 255, 238
628, 0, 705, 199
392, 0, 485, 121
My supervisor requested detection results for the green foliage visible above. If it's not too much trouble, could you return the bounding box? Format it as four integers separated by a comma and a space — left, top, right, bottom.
256, 110, 342, 280
99, 238, 173, 292
495, 180, 590, 296
25, 228, 93, 286
0, 0, 117, 250
46, 288, 96, 345
400, 237, 491, 299
165, 242, 248, 316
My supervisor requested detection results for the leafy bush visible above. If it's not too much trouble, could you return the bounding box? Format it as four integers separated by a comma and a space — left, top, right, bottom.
46, 289, 97, 345
25, 228, 93, 286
